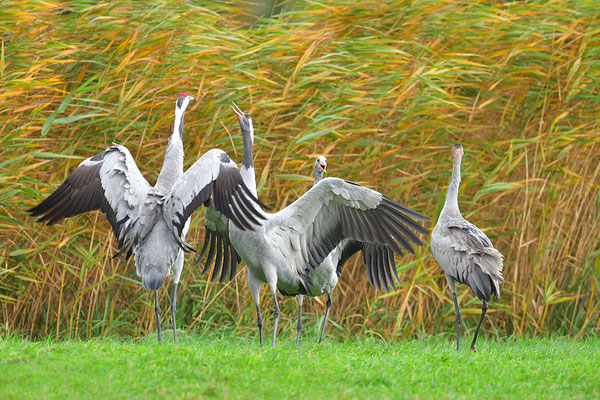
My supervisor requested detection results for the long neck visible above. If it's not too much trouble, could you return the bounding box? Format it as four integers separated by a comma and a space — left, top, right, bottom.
314, 170, 324, 186
240, 123, 257, 197
155, 105, 186, 191
443, 154, 461, 214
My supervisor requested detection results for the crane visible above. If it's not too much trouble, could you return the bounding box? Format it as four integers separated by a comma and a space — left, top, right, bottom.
295, 155, 414, 345
199, 104, 429, 347
195, 103, 251, 282
431, 143, 504, 352
28, 94, 264, 343
197, 104, 429, 346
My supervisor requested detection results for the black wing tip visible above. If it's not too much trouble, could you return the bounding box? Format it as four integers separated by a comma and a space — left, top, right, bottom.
382, 196, 431, 221
27, 205, 41, 215
240, 182, 271, 211
177, 239, 197, 253
34, 213, 62, 225
257, 198, 271, 211
28, 201, 53, 219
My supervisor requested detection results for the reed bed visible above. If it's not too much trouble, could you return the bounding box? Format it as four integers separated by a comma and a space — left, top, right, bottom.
1, 0, 599, 340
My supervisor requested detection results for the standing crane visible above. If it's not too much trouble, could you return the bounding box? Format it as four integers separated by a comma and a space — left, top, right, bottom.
199, 104, 430, 347
28, 93, 264, 343
431, 143, 504, 351
195, 103, 252, 282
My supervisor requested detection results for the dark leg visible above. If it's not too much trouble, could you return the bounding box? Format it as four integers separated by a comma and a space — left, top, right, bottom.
471, 299, 488, 352
256, 304, 264, 347
154, 290, 162, 343
248, 273, 263, 348
271, 292, 281, 348
452, 292, 461, 351
171, 283, 178, 344
295, 296, 303, 347
319, 294, 332, 344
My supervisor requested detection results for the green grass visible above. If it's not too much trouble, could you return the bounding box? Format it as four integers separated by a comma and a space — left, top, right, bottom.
1, 334, 598, 399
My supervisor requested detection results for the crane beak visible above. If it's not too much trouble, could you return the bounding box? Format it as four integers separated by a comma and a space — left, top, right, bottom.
320, 163, 327, 172
189, 95, 196, 101
230, 101, 244, 120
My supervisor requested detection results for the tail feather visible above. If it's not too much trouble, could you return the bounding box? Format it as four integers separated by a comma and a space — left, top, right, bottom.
474, 248, 504, 300
467, 265, 493, 302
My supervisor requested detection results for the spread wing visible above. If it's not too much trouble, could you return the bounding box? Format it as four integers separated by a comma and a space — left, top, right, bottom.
336, 240, 399, 293
163, 148, 266, 252
195, 205, 241, 283
444, 216, 505, 295
28, 144, 150, 258
267, 177, 430, 288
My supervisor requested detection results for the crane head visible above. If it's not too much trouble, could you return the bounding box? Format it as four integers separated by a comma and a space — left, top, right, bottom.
230, 101, 254, 142
314, 155, 327, 183
452, 143, 464, 159
176, 92, 195, 110
315, 155, 327, 173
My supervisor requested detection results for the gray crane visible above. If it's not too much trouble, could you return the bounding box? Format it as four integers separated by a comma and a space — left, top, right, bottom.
431, 143, 504, 351
28, 93, 264, 343
199, 104, 430, 347
195, 103, 252, 282
294, 156, 328, 345
295, 155, 418, 345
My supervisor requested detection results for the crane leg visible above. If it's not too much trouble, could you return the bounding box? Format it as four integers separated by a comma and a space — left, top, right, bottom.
248, 268, 263, 347
248, 271, 263, 347
295, 295, 304, 347
471, 300, 488, 352
154, 290, 162, 343
452, 292, 461, 351
319, 294, 332, 344
171, 283, 178, 344
256, 304, 264, 347
270, 287, 281, 348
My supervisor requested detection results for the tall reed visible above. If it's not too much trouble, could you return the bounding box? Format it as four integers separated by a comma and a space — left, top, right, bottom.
1, 0, 598, 340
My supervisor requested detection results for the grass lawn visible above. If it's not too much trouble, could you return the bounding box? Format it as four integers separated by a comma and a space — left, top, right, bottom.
1, 333, 598, 399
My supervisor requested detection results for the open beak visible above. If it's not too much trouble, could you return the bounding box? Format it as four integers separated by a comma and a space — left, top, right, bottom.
320, 163, 327, 172
230, 101, 244, 120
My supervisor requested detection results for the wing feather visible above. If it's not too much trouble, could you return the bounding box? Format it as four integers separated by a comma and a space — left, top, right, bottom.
364, 247, 374, 287
202, 233, 217, 275
220, 240, 231, 283
196, 205, 242, 283
443, 216, 505, 297
211, 236, 224, 282
28, 145, 150, 257
372, 247, 383, 293
163, 149, 266, 251
382, 247, 395, 292
268, 177, 429, 277
388, 247, 401, 285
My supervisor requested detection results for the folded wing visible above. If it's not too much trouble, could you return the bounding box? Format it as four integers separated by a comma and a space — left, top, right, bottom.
444, 217, 504, 297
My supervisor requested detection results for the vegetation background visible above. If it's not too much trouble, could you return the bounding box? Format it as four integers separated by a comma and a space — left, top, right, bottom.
1, 0, 599, 342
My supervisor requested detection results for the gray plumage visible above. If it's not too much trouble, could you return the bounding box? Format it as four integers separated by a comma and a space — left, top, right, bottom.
232, 176, 429, 348
197, 106, 429, 347
28, 94, 264, 343
196, 102, 252, 281
295, 156, 410, 346
431, 143, 504, 352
